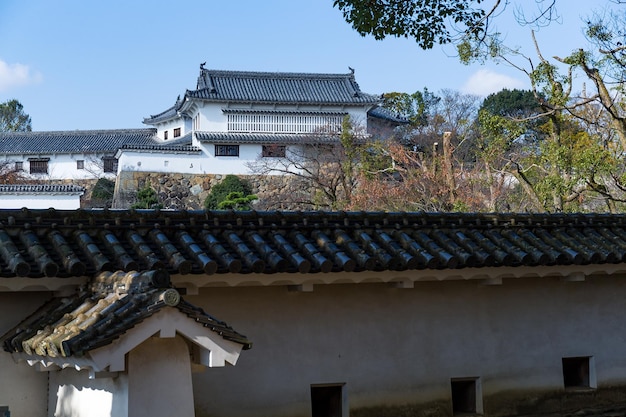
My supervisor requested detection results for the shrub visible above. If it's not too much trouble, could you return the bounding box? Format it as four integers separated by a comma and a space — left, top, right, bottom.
132, 185, 162, 209
204, 175, 254, 210
91, 178, 115, 200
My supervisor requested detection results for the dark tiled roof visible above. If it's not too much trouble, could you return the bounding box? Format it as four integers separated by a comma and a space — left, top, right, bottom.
119, 132, 199, 153
368, 106, 410, 124
0, 209, 624, 278
0, 270, 251, 358
0, 184, 84, 194
145, 68, 379, 124
195, 131, 344, 145
0, 129, 159, 154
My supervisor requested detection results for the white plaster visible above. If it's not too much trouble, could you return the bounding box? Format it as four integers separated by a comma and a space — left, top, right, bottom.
0, 193, 82, 209
49, 369, 128, 417
128, 336, 194, 417
0, 292, 51, 417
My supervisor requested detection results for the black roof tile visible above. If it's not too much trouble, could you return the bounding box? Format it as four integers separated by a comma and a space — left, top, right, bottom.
0, 209, 622, 278
0, 129, 159, 154
144, 68, 380, 124
0, 270, 251, 359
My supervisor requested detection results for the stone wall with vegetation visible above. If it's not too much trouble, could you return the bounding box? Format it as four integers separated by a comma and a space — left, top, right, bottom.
112, 171, 308, 210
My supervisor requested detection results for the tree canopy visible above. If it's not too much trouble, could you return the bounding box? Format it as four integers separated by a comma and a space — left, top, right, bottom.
333, 0, 561, 50
0, 99, 32, 132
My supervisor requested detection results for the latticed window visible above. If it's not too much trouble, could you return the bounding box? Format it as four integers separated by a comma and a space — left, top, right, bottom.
103, 157, 118, 173
227, 113, 343, 134
29, 159, 48, 174
262, 145, 286, 157
174, 127, 181, 138
215, 145, 239, 157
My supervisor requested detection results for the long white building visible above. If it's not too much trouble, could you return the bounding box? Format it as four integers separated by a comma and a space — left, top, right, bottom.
0, 66, 403, 180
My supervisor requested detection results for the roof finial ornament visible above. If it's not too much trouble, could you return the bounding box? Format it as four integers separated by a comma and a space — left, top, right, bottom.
348, 66, 355, 75
200, 62, 206, 70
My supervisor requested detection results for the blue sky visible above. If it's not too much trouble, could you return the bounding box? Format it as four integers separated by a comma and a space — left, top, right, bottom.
0, 1, 616, 131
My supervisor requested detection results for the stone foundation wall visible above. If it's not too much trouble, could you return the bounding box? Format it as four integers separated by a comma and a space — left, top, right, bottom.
112, 171, 312, 210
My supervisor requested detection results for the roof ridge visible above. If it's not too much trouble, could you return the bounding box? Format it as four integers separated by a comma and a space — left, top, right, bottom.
0, 128, 156, 136
201, 68, 356, 79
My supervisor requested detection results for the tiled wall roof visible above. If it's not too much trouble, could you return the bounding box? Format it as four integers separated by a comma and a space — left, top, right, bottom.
0, 209, 624, 278
0, 129, 159, 154
1, 270, 251, 359
195, 131, 343, 145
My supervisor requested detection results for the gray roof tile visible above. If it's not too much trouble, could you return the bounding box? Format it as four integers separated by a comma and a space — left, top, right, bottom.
0, 129, 159, 154
1, 270, 251, 359
0, 210, 620, 278
145, 68, 380, 124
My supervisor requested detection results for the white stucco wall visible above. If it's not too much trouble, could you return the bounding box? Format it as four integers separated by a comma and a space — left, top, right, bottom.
128, 336, 195, 417
3, 154, 116, 180
49, 370, 128, 417
0, 193, 82, 209
0, 292, 52, 417
184, 275, 626, 417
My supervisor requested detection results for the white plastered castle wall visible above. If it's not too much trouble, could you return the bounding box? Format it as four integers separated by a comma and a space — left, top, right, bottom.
0, 292, 52, 417
181, 273, 626, 417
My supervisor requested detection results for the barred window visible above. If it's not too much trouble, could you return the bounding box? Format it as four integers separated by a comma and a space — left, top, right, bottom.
174, 127, 181, 138
215, 145, 239, 157
262, 145, 286, 157
103, 157, 118, 173
15, 161, 23, 171
164, 130, 169, 140
227, 113, 343, 134
29, 159, 49, 174
76, 160, 84, 170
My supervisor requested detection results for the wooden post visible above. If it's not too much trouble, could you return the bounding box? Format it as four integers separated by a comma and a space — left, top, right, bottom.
443, 131, 456, 205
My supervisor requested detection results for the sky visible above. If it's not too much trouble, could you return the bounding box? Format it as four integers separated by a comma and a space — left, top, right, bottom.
0, 0, 618, 132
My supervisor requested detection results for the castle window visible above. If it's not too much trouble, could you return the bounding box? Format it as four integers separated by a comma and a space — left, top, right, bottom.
262, 145, 286, 157
451, 377, 483, 415
164, 130, 169, 140
103, 157, 118, 173
76, 160, 84, 170
28, 158, 49, 174
174, 128, 181, 138
14, 161, 23, 171
311, 384, 345, 417
215, 145, 239, 157
227, 112, 344, 134
562, 356, 596, 389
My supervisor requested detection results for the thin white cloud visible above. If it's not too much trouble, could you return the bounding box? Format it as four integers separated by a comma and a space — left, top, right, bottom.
0, 59, 42, 92
461, 69, 526, 96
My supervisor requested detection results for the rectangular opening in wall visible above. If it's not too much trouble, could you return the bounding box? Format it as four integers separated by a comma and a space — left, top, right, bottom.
262, 144, 286, 157
562, 356, 596, 389
76, 160, 84, 170
174, 127, 181, 137
311, 383, 345, 417
215, 145, 239, 157
28, 158, 49, 174
451, 377, 482, 415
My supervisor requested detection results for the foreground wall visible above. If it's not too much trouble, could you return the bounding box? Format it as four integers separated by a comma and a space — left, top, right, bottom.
0, 292, 51, 417
186, 275, 626, 417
